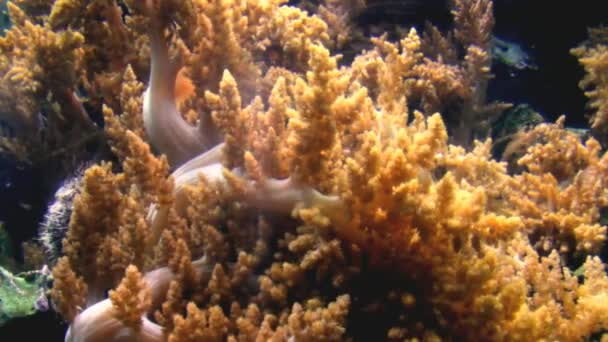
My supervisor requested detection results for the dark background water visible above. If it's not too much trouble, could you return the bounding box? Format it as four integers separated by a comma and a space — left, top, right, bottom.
490, 1, 606, 127
0, 1, 606, 340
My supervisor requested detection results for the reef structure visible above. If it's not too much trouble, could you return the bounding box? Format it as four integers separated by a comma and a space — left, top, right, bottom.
2, 0, 608, 341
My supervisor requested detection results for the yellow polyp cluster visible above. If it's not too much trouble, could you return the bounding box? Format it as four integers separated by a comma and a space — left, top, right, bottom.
0, 0, 606, 340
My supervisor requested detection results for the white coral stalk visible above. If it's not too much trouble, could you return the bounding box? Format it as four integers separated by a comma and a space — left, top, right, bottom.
65, 258, 210, 342
142, 4, 211, 167
147, 146, 345, 246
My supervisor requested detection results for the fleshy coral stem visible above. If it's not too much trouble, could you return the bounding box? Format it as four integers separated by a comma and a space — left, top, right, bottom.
142, 2, 211, 167
65, 257, 211, 342
148, 146, 345, 246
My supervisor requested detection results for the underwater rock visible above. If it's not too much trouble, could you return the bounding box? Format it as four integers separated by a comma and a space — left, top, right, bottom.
491, 103, 544, 160
0, 265, 50, 326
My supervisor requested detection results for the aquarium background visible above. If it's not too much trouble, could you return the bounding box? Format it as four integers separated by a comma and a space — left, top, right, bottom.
0, 0, 606, 340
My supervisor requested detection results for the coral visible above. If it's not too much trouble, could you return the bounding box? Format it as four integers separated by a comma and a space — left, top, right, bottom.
573, 26, 608, 141
316, 0, 366, 49
501, 117, 608, 253
109, 265, 152, 330
415, 0, 510, 146
168, 303, 229, 342
51, 257, 87, 322
0, 2, 94, 162
0, 0, 601, 340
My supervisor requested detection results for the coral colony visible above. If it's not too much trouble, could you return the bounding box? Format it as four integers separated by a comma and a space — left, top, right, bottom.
2, 0, 608, 341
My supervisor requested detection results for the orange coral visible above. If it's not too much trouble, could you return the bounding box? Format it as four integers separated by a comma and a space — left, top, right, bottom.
109, 265, 152, 330
50, 256, 88, 322
0, 2, 93, 161
572, 26, 608, 139
28, 0, 608, 341
169, 303, 229, 342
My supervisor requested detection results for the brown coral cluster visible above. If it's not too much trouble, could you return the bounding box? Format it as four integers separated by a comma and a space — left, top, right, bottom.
2, 0, 608, 341
573, 26, 608, 141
